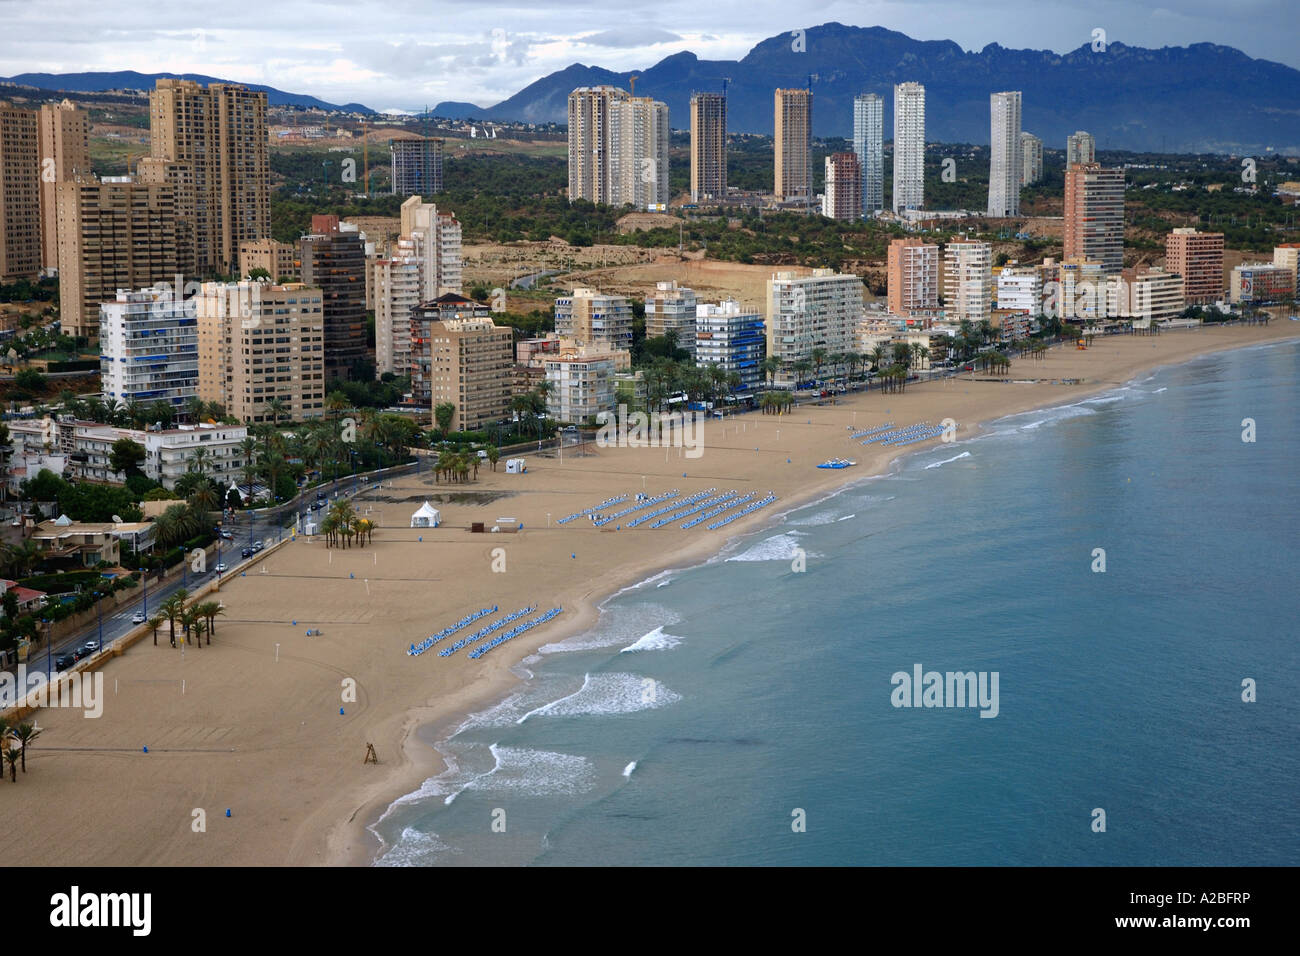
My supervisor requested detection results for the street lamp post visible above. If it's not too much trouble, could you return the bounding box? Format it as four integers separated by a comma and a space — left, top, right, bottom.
95, 591, 103, 650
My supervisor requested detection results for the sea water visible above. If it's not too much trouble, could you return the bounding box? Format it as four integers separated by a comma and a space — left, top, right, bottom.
373, 340, 1300, 866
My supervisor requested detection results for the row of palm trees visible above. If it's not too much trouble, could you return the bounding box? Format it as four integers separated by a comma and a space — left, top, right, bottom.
758, 391, 796, 415
318, 499, 377, 549
0, 717, 41, 782
151, 589, 225, 648
433, 450, 481, 483
760, 343, 934, 391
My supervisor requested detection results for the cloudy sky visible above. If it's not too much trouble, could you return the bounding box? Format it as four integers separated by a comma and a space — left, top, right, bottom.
1, 0, 1293, 111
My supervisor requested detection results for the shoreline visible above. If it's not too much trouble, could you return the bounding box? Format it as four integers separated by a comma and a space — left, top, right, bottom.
336, 325, 1300, 868
5, 323, 1296, 868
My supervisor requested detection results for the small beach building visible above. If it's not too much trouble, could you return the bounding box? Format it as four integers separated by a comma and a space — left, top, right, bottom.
410, 502, 441, 528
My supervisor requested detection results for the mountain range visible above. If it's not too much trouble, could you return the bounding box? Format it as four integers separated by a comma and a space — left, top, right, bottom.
440, 23, 1300, 154
0, 70, 373, 114
7, 25, 1299, 153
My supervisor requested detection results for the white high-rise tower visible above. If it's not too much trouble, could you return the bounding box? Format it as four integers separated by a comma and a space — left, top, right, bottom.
892, 82, 925, 214
853, 93, 884, 216
987, 91, 1022, 217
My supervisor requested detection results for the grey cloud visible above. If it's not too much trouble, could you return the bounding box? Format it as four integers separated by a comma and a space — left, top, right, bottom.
582, 28, 683, 48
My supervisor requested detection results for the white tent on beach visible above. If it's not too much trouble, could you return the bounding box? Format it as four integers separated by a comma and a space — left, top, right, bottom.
410, 501, 441, 528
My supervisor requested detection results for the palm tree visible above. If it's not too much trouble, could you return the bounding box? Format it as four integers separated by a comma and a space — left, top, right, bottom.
486, 445, 500, 472
161, 591, 187, 648
11, 722, 41, 772
810, 347, 827, 385
265, 397, 288, 428
3, 744, 17, 782
190, 445, 211, 477
190, 616, 207, 648
188, 480, 220, 515
870, 346, 886, 373
195, 601, 224, 643
148, 614, 166, 647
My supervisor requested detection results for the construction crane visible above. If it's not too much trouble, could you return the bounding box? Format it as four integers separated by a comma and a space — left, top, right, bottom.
720, 77, 731, 95
362, 118, 368, 196
629, 75, 639, 97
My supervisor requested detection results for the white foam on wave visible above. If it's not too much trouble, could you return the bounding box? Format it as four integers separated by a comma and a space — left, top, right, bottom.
619, 625, 684, 653
374, 827, 461, 867
726, 531, 818, 563
518, 672, 681, 722
836, 513, 856, 522
924, 451, 971, 470
1152, 387, 1167, 394
539, 603, 681, 654
787, 509, 840, 526
467, 744, 597, 796
623, 761, 637, 778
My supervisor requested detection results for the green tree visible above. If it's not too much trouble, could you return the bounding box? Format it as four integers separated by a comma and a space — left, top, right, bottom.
108, 437, 147, 478
434, 402, 456, 434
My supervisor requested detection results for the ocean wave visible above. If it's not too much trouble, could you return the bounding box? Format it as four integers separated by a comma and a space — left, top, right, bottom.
467, 744, 597, 796
924, 451, 972, 469
538, 603, 681, 654
725, 532, 817, 562
518, 672, 682, 722
374, 827, 461, 867
620, 625, 685, 653
1152, 387, 1167, 394
787, 510, 841, 526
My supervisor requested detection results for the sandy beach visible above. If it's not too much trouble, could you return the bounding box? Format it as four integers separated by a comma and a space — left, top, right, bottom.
5, 321, 1297, 867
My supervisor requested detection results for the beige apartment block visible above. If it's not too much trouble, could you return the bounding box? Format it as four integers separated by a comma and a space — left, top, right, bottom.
55, 176, 183, 337
37, 99, 90, 273
0, 101, 41, 282
887, 238, 940, 319
195, 281, 326, 424
1164, 228, 1224, 304
239, 237, 298, 282
150, 79, 270, 275
426, 317, 515, 432
1064, 163, 1124, 275
774, 88, 812, 202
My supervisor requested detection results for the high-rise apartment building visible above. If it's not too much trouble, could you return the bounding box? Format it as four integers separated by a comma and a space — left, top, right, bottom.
239, 238, 298, 282
892, 82, 926, 214
1066, 131, 1095, 168
0, 101, 41, 282
37, 100, 90, 273
853, 93, 884, 216
195, 281, 326, 423
1020, 132, 1043, 186
695, 300, 765, 393
987, 91, 1023, 218
150, 79, 270, 276
943, 239, 993, 324
886, 238, 940, 319
1064, 163, 1125, 275
1274, 244, 1300, 291
1108, 266, 1184, 325
765, 269, 864, 386
1165, 228, 1224, 304
56, 176, 184, 337
645, 281, 698, 360
689, 92, 727, 203
98, 286, 198, 411
400, 196, 463, 298
372, 238, 424, 377
555, 287, 633, 351
544, 350, 618, 423
409, 294, 492, 408
774, 88, 813, 203
822, 152, 862, 221
995, 263, 1043, 314
299, 215, 368, 380
568, 86, 624, 205
390, 137, 444, 195
610, 95, 670, 209
425, 316, 514, 431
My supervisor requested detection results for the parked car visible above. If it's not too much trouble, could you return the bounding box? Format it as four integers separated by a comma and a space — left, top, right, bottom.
241, 547, 253, 558
311, 500, 325, 511
131, 611, 146, 624
215, 562, 228, 573
82, 640, 99, 653
219, 530, 233, 540
252, 542, 264, 552
55, 653, 73, 670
